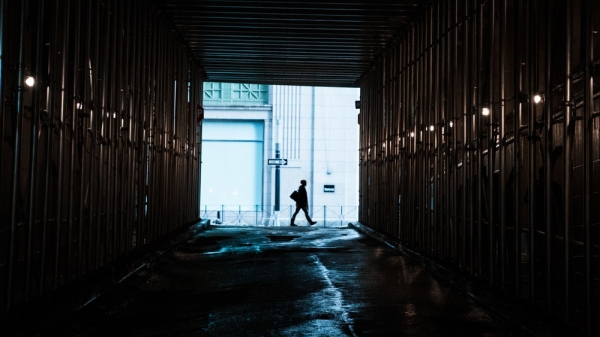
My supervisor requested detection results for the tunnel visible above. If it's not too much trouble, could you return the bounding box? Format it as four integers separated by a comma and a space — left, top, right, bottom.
1, 0, 599, 335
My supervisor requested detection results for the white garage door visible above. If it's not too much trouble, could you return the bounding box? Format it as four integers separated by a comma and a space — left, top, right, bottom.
201, 120, 264, 208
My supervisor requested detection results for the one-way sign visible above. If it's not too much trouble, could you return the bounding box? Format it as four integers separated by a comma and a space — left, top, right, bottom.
268, 158, 288, 165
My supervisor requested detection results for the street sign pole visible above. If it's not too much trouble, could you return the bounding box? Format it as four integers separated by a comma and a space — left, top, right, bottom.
266, 148, 287, 226
275, 143, 280, 212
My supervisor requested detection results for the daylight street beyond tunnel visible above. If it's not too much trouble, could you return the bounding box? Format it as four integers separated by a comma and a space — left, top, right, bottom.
17, 224, 540, 337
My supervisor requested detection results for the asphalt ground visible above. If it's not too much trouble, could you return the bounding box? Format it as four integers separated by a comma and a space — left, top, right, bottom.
25, 224, 535, 337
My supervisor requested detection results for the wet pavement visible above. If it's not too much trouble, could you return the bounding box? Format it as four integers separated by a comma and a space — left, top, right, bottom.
19, 224, 534, 337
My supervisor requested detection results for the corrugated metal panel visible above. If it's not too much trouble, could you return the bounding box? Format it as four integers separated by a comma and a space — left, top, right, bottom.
157, 0, 425, 87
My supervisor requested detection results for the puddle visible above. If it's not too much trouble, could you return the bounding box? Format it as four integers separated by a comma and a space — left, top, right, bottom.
265, 235, 300, 242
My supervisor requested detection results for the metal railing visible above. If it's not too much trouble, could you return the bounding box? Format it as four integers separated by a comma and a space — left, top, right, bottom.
201, 205, 358, 227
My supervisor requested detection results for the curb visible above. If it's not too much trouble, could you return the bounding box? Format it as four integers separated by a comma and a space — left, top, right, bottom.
3, 219, 210, 337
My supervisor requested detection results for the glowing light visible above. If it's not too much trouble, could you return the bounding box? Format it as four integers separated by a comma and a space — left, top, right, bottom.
429, 125, 435, 131
482, 107, 490, 116
533, 94, 542, 104
449, 121, 454, 128
25, 76, 35, 87
410, 131, 415, 138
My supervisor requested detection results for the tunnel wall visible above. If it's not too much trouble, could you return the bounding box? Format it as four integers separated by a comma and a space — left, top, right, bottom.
358, 0, 599, 334
0, 0, 202, 310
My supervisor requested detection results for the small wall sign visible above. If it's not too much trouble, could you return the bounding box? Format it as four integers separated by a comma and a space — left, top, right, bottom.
324, 185, 335, 193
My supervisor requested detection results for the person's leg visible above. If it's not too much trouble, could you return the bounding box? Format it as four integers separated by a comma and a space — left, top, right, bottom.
291, 205, 301, 226
301, 207, 317, 225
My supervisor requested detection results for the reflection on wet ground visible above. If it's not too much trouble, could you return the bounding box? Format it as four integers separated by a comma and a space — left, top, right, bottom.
37, 225, 530, 336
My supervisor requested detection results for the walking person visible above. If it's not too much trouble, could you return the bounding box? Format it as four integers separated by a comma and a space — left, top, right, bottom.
291, 180, 317, 226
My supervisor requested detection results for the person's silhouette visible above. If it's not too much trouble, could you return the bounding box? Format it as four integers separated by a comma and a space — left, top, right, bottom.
290, 180, 317, 226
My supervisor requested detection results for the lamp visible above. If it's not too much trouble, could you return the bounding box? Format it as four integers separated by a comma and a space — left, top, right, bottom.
25, 76, 35, 87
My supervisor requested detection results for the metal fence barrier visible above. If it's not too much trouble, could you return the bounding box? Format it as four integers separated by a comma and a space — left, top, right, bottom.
201, 205, 358, 227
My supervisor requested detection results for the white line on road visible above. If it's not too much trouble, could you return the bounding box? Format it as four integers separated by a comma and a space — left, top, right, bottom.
312, 254, 357, 337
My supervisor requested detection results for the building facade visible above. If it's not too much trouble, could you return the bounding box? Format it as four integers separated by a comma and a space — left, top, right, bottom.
200, 83, 360, 226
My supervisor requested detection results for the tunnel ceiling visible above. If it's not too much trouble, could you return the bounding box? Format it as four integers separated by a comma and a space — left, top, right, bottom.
157, 0, 425, 87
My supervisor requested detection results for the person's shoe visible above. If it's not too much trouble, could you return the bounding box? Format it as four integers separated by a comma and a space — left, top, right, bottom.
310, 221, 317, 225
290, 223, 297, 226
